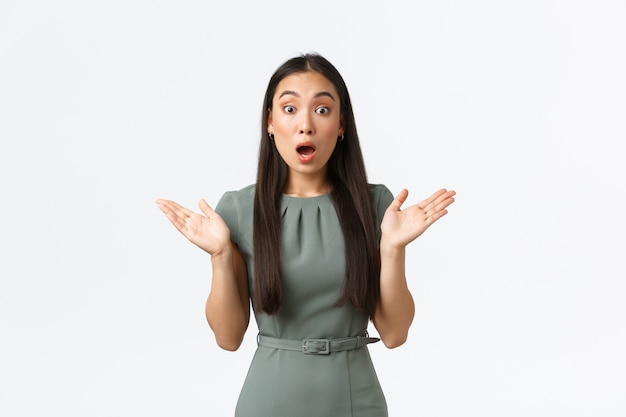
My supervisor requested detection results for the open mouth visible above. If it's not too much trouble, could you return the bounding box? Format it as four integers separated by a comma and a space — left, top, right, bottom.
297, 145, 316, 156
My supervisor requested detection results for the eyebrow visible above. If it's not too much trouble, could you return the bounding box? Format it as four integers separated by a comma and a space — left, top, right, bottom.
278, 90, 336, 101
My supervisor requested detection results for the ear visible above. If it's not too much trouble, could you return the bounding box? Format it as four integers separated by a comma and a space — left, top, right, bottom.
267, 108, 274, 133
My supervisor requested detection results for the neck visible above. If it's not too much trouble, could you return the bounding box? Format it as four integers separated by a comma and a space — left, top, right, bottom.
283, 171, 331, 197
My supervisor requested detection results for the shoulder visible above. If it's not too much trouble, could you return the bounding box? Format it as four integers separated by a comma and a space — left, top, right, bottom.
368, 183, 393, 227
215, 184, 255, 244
225, 183, 256, 197
368, 183, 391, 195
218, 184, 256, 206
215, 184, 256, 214
368, 183, 393, 204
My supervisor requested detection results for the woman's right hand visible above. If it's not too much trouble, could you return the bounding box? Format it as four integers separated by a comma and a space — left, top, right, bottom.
156, 198, 231, 256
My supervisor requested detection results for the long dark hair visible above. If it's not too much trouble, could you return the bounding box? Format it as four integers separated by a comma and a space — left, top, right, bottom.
253, 53, 380, 317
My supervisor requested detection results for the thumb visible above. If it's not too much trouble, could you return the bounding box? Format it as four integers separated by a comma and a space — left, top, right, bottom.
198, 199, 214, 217
388, 188, 409, 211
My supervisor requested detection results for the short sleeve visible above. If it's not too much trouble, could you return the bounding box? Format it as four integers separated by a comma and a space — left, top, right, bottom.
215, 191, 241, 246
369, 183, 394, 236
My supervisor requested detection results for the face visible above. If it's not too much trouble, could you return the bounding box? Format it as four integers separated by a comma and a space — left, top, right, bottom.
267, 71, 344, 188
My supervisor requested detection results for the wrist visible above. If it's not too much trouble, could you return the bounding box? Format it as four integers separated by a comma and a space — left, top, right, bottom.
210, 244, 233, 264
379, 237, 405, 258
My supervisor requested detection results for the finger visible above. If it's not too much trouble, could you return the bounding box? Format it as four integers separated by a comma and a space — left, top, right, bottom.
164, 210, 189, 232
428, 189, 449, 203
156, 200, 181, 218
156, 200, 196, 228
156, 199, 183, 212
165, 201, 195, 220
156, 199, 171, 214
431, 190, 456, 212
420, 189, 453, 211
388, 188, 409, 211
427, 208, 449, 224
425, 193, 455, 223
198, 199, 215, 217
436, 193, 456, 211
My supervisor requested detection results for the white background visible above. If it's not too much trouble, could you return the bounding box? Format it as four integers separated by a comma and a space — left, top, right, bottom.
1, 0, 625, 416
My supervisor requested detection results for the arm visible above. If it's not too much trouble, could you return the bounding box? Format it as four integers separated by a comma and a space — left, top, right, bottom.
373, 242, 415, 349
205, 243, 250, 351
373, 188, 455, 348
156, 198, 250, 351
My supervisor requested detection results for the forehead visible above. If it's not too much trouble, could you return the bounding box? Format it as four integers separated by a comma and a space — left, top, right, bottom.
274, 71, 339, 99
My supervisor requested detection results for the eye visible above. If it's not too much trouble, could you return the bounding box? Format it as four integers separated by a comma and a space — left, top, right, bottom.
283, 105, 296, 113
316, 106, 330, 115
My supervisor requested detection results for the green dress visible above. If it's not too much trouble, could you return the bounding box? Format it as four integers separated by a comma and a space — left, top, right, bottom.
215, 183, 394, 417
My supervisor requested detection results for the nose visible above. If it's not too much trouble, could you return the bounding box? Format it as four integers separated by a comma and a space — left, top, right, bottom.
299, 112, 314, 135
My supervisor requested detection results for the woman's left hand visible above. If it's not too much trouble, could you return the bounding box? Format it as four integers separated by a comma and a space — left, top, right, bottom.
380, 188, 456, 249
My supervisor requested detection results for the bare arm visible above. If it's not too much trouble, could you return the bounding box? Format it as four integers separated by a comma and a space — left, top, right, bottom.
205, 243, 250, 351
373, 188, 455, 348
374, 242, 415, 349
156, 198, 250, 351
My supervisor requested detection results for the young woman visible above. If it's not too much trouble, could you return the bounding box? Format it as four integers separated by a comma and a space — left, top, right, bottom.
156, 53, 455, 416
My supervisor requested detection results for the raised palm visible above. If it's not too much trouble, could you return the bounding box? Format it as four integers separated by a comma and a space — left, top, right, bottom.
156, 198, 231, 255
381, 188, 456, 249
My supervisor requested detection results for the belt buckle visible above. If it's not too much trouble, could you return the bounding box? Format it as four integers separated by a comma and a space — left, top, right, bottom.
302, 338, 330, 355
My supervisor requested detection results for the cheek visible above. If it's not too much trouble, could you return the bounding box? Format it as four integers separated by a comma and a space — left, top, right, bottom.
273, 139, 291, 161
318, 137, 338, 158
322, 117, 342, 135
272, 115, 292, 133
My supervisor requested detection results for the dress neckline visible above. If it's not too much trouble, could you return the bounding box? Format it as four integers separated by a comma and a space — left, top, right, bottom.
281, 192, 331, 201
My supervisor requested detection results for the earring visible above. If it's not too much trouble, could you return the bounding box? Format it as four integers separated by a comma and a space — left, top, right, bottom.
338, 134, 344, 142
268, 132, 275, 140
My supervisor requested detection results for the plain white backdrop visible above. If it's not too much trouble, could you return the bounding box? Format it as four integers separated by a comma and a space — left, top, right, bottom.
1, 0, 625, 416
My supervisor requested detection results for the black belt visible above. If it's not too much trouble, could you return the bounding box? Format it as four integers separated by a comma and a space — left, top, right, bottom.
257, 334, 380, 355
